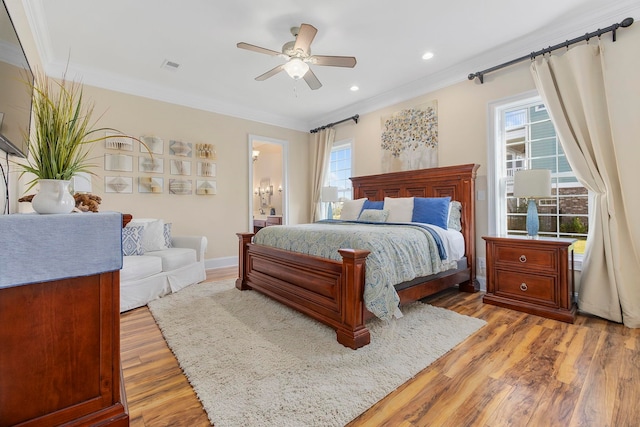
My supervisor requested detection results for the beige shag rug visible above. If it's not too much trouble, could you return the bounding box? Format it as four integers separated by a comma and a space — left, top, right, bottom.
148, 279, 486, 427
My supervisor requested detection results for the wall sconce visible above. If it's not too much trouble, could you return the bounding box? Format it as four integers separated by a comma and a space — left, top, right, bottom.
252, 150, 260, 162
255, 185, 274, 196
278, 185, 283, 193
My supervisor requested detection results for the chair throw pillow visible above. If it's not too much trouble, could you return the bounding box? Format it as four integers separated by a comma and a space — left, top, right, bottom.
122, 226, 145, 256
126, 218, 167, 252
164, 222, 173, 248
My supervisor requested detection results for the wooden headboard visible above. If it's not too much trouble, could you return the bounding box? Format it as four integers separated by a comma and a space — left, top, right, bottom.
350, 163, 480, 282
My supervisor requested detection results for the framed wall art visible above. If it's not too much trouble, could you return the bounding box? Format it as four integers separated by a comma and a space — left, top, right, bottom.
139, 155, 164, 173
380, 100, 438, 172
196, 180, 216, 195
105, 176, 133, 193
140, 135, 164, 155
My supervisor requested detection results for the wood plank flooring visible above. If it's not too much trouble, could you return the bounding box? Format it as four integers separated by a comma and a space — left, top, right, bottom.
120, 269, 640, 426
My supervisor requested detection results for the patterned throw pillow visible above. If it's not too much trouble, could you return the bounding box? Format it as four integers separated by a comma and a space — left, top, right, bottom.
358, 209, 389, 222
164, 222, 172, 248
122, 226, 145, 256
448, 201, 463, 231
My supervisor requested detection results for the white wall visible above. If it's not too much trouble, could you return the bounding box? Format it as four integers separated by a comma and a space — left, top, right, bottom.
82, 85, 309, 262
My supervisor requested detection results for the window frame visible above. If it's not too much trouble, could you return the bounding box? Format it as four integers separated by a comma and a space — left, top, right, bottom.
326, 138, 354, 200
488, 91, 588, 268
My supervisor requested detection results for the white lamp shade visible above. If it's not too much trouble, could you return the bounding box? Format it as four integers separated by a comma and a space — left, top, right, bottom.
321, 186, 339, 202
513, 169, 551, 198
72, 172, 92, 193
283, 58, 309, 79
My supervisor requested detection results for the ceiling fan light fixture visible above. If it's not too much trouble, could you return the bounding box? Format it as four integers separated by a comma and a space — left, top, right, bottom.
283, 58, 309, 79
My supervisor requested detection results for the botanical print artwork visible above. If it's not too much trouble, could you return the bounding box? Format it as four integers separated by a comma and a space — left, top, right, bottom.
381, 100, 438, 172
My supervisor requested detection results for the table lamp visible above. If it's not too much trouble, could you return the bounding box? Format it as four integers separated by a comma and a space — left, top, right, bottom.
321, 186, 339, 219
513, 169, 551, 238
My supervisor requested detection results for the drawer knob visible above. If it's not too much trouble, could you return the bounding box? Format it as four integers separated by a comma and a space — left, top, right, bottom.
519, 255, 527, 263
520, 283, 528, 291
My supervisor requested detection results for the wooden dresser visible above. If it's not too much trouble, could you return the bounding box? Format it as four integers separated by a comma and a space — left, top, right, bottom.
0, 212, 128, 426
483, 235, 577, 323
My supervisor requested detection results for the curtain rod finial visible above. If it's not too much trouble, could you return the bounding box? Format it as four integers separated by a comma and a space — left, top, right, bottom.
621, 17, 634, 28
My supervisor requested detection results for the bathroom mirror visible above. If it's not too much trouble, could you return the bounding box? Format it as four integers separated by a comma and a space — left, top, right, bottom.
248, 135, 288, 229
259, 177, 272, 208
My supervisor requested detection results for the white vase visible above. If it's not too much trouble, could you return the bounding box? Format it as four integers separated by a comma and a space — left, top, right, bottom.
31, 179, 75, 214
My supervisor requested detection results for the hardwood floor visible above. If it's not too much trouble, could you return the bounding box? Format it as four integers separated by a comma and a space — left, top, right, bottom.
121, 269, 640, 426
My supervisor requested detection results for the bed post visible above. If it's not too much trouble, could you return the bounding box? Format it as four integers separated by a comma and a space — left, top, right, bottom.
236, 233, 254, 290
336, 248, 371, 349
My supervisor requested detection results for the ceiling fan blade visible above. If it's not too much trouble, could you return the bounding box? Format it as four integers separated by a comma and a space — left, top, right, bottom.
237, 42, 282, 57
303, 68, 322, 90
293, 23, 317, 55
255, 64, 285, 81
309, 55, 357, 68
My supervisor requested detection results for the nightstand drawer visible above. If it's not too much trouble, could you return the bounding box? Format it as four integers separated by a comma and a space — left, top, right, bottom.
494, 245, 556, 270
495, 270, 555, 305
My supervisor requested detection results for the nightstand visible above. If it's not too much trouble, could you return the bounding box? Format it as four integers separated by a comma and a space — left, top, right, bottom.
483, 235, 577, 323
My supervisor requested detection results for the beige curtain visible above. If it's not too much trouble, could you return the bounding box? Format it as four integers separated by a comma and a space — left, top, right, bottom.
530, 41, 640, 327
309, 128, 335, 222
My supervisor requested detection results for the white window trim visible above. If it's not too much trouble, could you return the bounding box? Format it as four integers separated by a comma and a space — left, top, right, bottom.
487, 90, 539, 236
488, 91, 584, 270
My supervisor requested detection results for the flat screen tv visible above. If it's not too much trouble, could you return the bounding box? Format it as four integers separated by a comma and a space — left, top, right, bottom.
0, 0, 33, 159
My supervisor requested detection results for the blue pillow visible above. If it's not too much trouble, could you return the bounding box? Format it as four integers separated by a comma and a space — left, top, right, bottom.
412, 196, 451, 229
361, 200, 384, 211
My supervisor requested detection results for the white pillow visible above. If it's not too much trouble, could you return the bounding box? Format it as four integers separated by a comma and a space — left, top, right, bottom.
126, 218, 167, 252
339, 198, 367, 221
384, 197, 414, 223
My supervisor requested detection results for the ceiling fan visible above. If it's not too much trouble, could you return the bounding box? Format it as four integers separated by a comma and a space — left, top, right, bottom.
237, 23, 356, 90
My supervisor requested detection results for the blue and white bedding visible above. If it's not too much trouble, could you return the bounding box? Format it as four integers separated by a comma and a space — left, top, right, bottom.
253, 221, 464, 321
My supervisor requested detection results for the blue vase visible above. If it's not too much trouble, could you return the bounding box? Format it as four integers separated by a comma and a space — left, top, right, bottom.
526, 199, 539, 237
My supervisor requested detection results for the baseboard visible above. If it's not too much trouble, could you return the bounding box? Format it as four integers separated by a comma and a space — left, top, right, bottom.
204, 256, 238, 271
476, 275, 487, 292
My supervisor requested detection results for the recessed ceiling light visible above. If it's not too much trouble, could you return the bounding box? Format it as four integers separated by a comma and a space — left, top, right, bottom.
422, 51, 434, 60
350, 85, 359, 92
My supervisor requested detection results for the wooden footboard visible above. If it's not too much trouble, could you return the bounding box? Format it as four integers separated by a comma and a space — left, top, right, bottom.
237, 232, 372, 349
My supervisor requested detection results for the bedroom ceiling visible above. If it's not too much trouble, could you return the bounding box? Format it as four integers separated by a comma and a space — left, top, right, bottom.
20, 0, 639, 131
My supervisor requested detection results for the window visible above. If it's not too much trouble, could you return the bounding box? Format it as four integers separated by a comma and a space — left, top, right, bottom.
490, 95, 588, 255
326, 139, 353, 219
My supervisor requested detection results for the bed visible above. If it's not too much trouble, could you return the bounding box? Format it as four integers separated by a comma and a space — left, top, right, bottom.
236, 163, 480, 349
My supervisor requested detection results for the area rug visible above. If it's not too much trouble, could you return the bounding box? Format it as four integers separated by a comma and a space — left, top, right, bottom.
147, 279, 486, 427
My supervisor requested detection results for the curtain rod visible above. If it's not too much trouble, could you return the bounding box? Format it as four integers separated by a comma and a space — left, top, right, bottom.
468, 17, 634, 84
310, 114, 359, 134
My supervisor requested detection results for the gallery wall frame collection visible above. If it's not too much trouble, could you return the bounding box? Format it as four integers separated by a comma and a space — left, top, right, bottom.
103, 134, 217, 195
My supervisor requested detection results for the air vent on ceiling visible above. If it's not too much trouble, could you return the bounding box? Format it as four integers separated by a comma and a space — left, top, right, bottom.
161, 60, 180, 71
